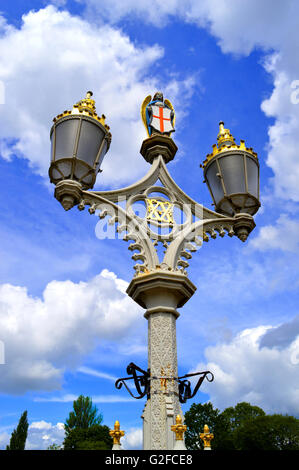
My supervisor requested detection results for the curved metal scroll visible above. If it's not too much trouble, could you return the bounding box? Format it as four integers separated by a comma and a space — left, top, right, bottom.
115, 362, 150, 400
177, 371, 214, 404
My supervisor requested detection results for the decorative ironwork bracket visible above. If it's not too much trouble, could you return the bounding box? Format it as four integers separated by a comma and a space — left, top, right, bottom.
115, 362, 150, 400
115, 363, 214, 403
177, 370, 214, 404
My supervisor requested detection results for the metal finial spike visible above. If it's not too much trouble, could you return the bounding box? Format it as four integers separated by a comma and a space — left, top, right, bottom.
218, 121, 225, 134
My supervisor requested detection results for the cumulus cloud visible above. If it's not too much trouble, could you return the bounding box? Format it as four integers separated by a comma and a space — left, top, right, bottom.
122, 427, 142, 450
193, 321, 299, 415
79, 0, 299, 202
249, 214, 299, 252
259, 315, 299, 350
26, 421, 65, 450
24, 419, 142, 450
0, 269, 142, 394
0, 6, 196, 187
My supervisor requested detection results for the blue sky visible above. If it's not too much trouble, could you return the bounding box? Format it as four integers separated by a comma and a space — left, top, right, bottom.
0, 0, 298, 450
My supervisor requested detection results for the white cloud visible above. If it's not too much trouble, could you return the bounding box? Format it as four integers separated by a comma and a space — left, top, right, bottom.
0, 6, 196, 187
0, 269, 142, 393
77, 366, 117, 381
0, 431, 10, 450
23, 419, 141, 450
26, 421, 65, 450
79, 0, 299, 202
249, 214, 299, 252
193, 322, 299, 415
122, 427, 142, 450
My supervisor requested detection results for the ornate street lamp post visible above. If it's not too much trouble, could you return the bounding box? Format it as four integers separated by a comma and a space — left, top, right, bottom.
48, 91, 260, 450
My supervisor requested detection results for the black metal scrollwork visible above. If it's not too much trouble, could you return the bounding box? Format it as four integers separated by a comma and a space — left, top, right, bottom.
115, 363, 214, 404
177, 371, 214, 404
115, 362, 150, 399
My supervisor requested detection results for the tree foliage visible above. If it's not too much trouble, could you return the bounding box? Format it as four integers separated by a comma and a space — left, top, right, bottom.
184, 402, 231, 450
63, 425, 113, 450
184, 401, 299, 451
64, 395, 103, 437
6, 410, 29, 450
221, 401, 265, 433
234, 414, 299, 450
63, 395, 112, 450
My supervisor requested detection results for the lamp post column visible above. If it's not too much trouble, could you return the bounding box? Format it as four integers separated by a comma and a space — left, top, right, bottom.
127, 270, 196, 450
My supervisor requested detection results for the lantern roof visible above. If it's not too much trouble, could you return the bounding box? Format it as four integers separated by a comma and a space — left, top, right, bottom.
201, 121, 258, 168
52, 91, 111, 132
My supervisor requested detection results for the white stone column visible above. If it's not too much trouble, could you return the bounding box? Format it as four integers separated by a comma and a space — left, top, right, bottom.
127, 270, 196, 450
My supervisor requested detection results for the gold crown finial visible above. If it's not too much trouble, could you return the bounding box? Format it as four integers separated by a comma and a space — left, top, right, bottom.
217, 121, 235, 148
200, 424, 214, 449
201, 121, 258, 168
109, 420, 125, 445
171, 414, 187, 441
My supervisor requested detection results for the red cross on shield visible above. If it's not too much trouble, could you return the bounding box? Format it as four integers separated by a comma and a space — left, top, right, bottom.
150, 105, 174, 134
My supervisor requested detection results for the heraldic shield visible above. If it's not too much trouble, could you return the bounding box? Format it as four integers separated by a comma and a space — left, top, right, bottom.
149, 104, 174, 134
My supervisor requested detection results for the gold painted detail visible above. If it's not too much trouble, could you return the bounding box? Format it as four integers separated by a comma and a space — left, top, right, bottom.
53, 91, 111, 132
171, 415, 187, 441
199, 424, 214, 449
146, 198, 174, 225
217, 120, 235, 147
109, 420, 125, 445
201, 121, 257, 168
160, 366, 175, 391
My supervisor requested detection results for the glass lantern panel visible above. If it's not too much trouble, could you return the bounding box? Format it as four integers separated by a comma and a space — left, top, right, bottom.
56, 160, 72, 179
230, 194, 247, 210
219, 199, 234, 216
81, 172, 93, 187
73, 160, 89, 180
54, 119, 79, 160
95, 139, 108, 172
51, 168, 62, 180
76, 120, 105, 167
205, 160, 224, 205
219, 154, 245, 195
246, 156, 259, 198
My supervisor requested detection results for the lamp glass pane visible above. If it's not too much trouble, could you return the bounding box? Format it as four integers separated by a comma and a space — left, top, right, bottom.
246, 156, 259, 198
74, 160, 89, 180
205, 160, 224, 204
95, 139, 108, 171
54, 119, 79, 160
56, 160, 72, 179
76, 120, 105, 167
219, 154, 245, 195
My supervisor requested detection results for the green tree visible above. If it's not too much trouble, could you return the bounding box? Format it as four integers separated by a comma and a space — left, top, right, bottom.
63, 395, 111, 450
6, 411, 29, 450
184, 401, 299, 451
221, 402, 265, 433
63, 425, 113, 450
64, 395, 103, 437
47, 443, 62, 450
234, 414, 299, 450
184, 402, 231, 450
